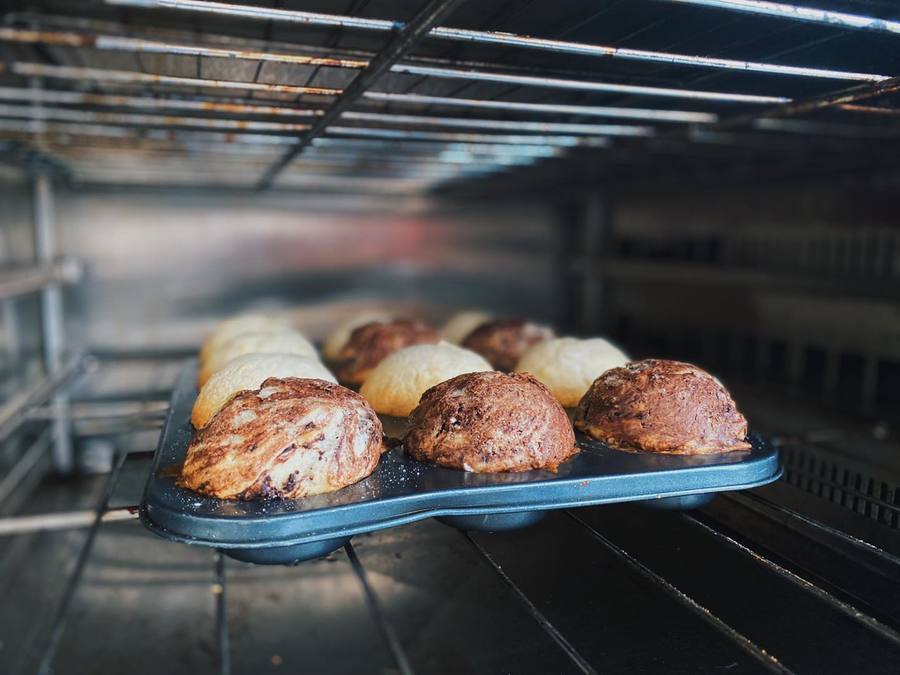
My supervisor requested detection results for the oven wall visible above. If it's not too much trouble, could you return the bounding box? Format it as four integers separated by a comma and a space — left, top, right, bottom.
600, 172, 900, 415
55, 188, 565, 352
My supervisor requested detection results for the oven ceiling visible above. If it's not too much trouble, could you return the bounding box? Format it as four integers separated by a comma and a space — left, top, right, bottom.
0, 0, 897, 193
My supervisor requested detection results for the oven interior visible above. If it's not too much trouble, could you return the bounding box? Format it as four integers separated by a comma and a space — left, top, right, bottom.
0, 1, 899, 673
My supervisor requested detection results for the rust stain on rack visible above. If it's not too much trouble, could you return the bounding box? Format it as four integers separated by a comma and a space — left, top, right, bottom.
0, 27, 371, 69
9, 62, 343, 96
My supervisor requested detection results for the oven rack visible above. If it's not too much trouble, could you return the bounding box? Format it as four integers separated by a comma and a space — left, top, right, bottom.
0, 0, 897, 193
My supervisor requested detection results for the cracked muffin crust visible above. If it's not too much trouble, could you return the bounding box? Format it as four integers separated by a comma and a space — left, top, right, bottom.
181, 377, 383, 500
461, 319, 555, 371
404, 371, 577, 473
574, 359, 751, 455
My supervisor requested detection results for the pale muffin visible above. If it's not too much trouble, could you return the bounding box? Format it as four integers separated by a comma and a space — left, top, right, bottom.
440, 310, 491, 345
198, 330, 318, 386
360, 342, 492, 417
191, 353, 336, 429
199, 313, 292, 365
516, 337, 629, 407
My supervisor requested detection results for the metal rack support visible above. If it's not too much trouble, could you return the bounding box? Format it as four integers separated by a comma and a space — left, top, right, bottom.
32, 171, 73, 474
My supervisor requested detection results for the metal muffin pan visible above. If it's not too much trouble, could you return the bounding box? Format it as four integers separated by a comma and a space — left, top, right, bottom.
140, 361, 781, 564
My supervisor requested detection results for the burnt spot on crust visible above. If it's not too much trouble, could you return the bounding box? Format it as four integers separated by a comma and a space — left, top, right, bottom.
404, 371, 576, 473
574, 359, 751, 455
461, 319, 554, 371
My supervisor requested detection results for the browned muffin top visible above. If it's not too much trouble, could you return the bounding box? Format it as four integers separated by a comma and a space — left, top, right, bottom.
574, 359, 751, 455
334, 319, 440, 385
405, 371, 577, 473
461, 319, 555, 371
180, 377, 383, 500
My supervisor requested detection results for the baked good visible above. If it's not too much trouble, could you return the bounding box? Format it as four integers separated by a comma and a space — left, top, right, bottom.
360, 342, 492, 417
191, 353, 336, 429
441, 310, 491, 345
462, 319, 555, 371
198, 329, 318, 386
199, 313, 292, 365
322, 311, 390, 362
180, 377, 383, 500
334, 319, 440, 385
516, 337, 629, 407
574, 359, 751, 454
405, 371, 577, 473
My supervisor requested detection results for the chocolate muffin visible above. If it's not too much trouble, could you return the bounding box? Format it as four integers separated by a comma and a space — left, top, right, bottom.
405, 371, 578, 473
181, 377, 383, 500
575, 359, 751, 455
461, 319, 555, 371
334, 319, 440, 385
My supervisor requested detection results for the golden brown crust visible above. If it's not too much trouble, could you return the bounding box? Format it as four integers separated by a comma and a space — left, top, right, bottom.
404, 371, 577, 473
461, 319, 555, 371
180, 377, 383, 500
334, 319, 439, 385
574, 359, 751, 455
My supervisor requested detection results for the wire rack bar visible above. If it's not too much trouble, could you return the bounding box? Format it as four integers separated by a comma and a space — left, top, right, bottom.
0, 86, 718, 124
363, 92, 719, 123
722, 491, 900, 567
325, 128, 596, 145
0, 504, 138, 536
394, 63, 790, 103
0, 355, 89, 445
682, 512, 900, 645
26, 399, 170, 422
0, 101, 645, 137
0, 115, 598, 147
8, 63, 341, 97
0, 429, 51, 504
566, 511, 794, 674
0, 261, 78, 301
0, 26, 793, 105
257, 0, 471, 189
35, 450, 129, 675
0, 118, 298, 143
662, 0, 900, 35
0, 103, 314, 133
214, 552, 231, 675
839, 104, 900, 115
105, 0, 889, 81
712, 76, 900, 130
340, 111, 655, 136
463, 531, 599, 675
106, 0, 401, 31
0, 27, 370, 68
343, 542, 414, 675
0, 87, 323, 118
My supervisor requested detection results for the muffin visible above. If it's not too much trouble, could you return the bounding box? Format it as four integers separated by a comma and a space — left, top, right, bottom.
360, 342, 492, 417
181, 377, 383, 500
462, 319, 555, 371
516, 337, 629, 407
334, 319, 440, 385
441, 310, 491, 345
198, 329, 318, 386
575, 359, 751, 455
199, 313, 292, 365
322, 311, 391, 362
191, 353, 336, 429
405, 371, 577, 473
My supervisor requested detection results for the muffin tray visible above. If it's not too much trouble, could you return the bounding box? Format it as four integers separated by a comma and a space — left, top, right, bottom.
140, 361, 781, 564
